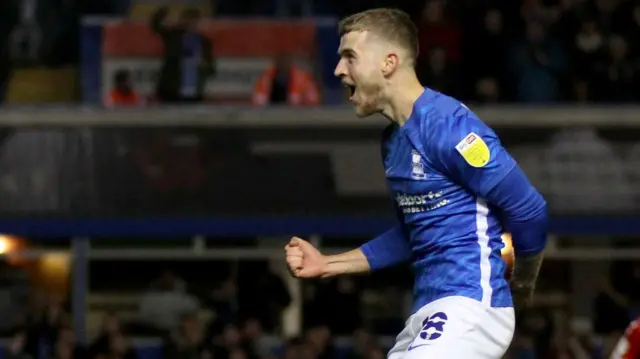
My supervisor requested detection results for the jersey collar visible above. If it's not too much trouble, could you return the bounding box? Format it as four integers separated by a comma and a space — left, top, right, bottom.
404, 87, 436, 127
400, 87, 437, 157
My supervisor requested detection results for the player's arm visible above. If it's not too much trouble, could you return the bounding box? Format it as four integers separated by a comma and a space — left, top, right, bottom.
286, 223, 411, 278
430, 114, 548, 305
322, 221, 411, 277
359, 222, 412, 270
347, 124, 413, 275
311, 126, 412, 277
319, 248, 370, 277
484, 165, 547, 305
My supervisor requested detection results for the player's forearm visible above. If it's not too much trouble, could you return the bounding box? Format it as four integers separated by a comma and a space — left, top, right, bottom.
510, 217, 547, 291
511, 251, 544, 292
485, 166, 549, 256
321, 224, 412, 277
360, 225, 412, 270
484, 166, 548, 290
321, 248, 371, 278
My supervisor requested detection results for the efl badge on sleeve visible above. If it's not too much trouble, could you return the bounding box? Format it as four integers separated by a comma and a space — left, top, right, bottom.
455, 132, 490, 168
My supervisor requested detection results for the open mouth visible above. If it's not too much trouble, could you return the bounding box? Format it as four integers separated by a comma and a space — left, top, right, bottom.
344, 83, 356, 100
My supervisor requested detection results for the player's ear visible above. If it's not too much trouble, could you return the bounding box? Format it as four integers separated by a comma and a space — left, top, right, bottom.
382, 53, 399, 77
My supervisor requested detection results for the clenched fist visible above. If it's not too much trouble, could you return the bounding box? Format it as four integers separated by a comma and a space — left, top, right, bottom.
284, 237, 326, 278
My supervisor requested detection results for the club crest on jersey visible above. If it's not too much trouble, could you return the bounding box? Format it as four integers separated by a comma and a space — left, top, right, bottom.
455, 132, 491, 168
411, 150, 427, 180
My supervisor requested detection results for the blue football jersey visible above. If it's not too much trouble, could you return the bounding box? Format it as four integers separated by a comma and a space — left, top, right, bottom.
383, 88, 514, 312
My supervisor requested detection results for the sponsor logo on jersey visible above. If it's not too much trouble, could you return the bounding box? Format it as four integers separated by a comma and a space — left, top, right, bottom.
455, 132, 491, 168
395, 192, 449, 214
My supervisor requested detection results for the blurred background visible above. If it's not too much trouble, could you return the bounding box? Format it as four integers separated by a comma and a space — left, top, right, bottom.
0, 0, 638, 359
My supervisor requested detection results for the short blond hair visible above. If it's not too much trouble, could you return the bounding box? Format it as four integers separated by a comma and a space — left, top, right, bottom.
338, 8, 419, 63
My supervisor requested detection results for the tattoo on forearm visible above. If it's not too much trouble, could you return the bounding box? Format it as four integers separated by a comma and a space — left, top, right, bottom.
512, 252, 544, 290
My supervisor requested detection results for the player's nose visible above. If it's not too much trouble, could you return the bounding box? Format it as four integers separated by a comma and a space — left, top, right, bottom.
334, 59, 347, 78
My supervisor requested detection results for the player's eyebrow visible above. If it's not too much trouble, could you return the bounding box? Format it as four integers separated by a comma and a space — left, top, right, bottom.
338, 48, 356, 57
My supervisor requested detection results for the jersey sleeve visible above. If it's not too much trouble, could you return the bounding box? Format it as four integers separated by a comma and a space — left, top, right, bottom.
428, 113, 516, 197
427, 111, 548, 256
360, 220, 412, 270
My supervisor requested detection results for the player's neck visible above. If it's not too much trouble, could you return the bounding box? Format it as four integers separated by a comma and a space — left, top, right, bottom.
381, 74, 424, 127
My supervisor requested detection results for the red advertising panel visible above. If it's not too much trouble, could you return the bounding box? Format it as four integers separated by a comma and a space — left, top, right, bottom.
102, 20, 317, 103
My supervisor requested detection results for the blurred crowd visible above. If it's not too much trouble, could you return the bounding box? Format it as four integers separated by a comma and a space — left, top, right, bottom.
1, 0, 639, 104
414, 0, 640, 103
0, 259, 638, 359
0, 267, 388, 359
93, 0, 640, 105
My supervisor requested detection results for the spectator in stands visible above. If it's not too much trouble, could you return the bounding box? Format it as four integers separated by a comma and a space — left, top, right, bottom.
210, 322, 245, 358
509, 20, 566, 102
99, 333, 137, 359
151, 6, 215, 103
239, 318, 263, 358
571, 18, 604, 81
229, 348, 249, 359
475, 77, 501, 103
237, 261, 290, 332
138, 271, 199, 333
506, 308, 554, 359
104, 69, 143, 107
464, 9, 508, 101
507, 331, 536, 359
594, 35, 638, 102
622, 3, 640, 46
0, 267, 30, 336
7, 329, 32, 359
592, 0, 623, 34
206, 278, 238, 333
551, 0, 587, 47
164, 313, 206, 359
88, 313, 127, 359
418, 46, 461, 97
593, 262, 637, 336
345, 328, 375, 359
150, 270, 187, 292
52, 341, 74, 359
281, 338, 316, 359
24, 296, 69, 359
304, 325, 336, 359
571, 78, 592, 103
252, 53, 320, 106
53, 327, 87, 359
526, 309, 555, 359
417, 0, 461, 65
364, 347, 385, 359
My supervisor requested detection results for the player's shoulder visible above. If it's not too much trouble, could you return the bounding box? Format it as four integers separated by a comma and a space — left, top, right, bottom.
416, 90, 497, 151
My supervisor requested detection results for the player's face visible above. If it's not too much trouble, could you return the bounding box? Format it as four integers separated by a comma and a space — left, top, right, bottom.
334, 31, 386, 118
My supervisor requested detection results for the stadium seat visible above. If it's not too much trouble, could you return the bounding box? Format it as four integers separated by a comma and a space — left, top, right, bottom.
5, 67, 78, 103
